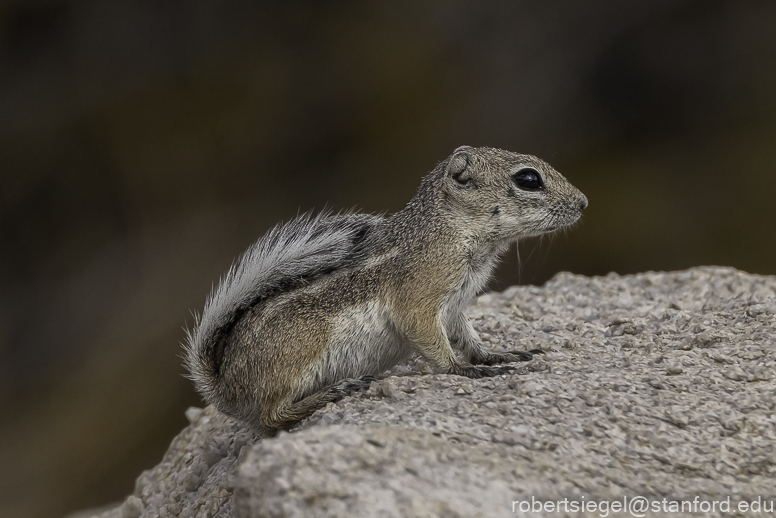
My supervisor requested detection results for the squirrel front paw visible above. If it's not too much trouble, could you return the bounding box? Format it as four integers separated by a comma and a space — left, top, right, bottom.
470, 349, 543, 365
452, 365, 514, 379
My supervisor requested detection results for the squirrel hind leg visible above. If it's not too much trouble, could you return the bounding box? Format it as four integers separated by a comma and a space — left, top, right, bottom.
260, 375, 375, 432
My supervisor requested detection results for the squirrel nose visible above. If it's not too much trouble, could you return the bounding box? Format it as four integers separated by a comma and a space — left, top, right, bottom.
578, 195, 588, 211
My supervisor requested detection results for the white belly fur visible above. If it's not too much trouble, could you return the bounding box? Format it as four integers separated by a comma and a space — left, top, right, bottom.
317, 300, 410, 383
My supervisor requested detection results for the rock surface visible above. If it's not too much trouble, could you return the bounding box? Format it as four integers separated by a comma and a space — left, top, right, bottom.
85, 267, 776, 517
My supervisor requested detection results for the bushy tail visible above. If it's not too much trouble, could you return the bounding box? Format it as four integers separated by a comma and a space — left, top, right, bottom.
183, 211, 380, 403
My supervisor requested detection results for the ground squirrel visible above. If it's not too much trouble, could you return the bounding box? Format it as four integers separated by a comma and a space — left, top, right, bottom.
185, 146, 587, 434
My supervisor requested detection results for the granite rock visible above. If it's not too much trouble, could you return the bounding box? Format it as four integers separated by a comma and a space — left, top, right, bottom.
85, 268, 776, 517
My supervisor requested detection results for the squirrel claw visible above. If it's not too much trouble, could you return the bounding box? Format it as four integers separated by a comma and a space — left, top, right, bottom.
455, 365, 514, 379
471, 350, 537, 365
335, 376, 375, 397
501, 350, 535, 362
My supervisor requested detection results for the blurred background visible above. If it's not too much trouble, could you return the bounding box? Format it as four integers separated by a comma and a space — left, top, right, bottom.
1, 1, 775, 517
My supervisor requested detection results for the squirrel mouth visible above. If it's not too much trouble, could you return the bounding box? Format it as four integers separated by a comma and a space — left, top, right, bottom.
543, 220, 575, 233
546, 213, 582, 233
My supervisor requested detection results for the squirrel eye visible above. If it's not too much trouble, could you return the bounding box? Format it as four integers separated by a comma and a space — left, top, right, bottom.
453, 172, 470, 186
512, 168, 544, 191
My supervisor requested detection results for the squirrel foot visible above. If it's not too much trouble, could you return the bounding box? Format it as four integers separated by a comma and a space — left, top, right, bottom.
331, 375, 375, 400
452, 365, 514, 379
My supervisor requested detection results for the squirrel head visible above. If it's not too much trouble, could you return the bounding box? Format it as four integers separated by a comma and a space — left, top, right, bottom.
438, 146, 588, 243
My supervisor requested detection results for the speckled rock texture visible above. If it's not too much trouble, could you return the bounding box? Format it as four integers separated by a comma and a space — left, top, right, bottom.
86, 267, 776, 518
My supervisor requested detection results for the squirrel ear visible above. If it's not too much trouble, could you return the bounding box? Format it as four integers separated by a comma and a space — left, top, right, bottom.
446, 148, 473, 185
